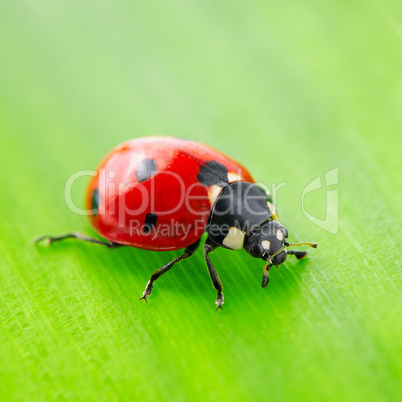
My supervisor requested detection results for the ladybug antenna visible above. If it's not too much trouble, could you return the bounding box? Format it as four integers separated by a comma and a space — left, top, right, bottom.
284, 241, 318, 248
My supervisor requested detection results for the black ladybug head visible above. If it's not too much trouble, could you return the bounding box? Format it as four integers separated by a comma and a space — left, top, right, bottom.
244, 220, 288, 267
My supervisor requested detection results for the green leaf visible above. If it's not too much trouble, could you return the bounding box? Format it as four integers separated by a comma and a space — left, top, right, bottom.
0, 1, 400, 400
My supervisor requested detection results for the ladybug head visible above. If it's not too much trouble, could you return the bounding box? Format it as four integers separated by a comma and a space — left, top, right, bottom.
244, 220, 289, 268
244, 220, 318, 287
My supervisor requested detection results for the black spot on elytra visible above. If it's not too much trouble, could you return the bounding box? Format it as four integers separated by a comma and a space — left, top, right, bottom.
136, 158, 157, 182
91, 188, 100, 217
197, 160, 229, 187
143, 213, 158, 233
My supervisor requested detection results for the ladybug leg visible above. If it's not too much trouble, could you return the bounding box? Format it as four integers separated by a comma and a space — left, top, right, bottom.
34, 232, 122, 249
286, 250, 308, 260
204, 241, 224, 310
139, 239, 201, 303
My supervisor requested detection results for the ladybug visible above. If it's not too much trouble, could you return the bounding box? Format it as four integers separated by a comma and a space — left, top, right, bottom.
36, 137, 317, 308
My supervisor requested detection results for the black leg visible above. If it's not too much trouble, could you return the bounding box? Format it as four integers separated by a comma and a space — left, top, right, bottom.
140, 239, 201, 302
287, 250, 308, 260
204, 241, 224, 310
34, 232, 123, 249
262, 263, 273, 288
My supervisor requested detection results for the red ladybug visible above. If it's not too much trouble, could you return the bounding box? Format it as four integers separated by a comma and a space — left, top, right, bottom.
36, 137, 317, 308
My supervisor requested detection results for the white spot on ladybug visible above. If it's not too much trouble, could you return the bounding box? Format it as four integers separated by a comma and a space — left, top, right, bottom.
261, 240, 271, 250
222, 227, 246, 250
268, 201, 277, 219
227, 172, 243, 182
208, 185, 223, 205
276, 229, 284, 241
136, 158, 157, 182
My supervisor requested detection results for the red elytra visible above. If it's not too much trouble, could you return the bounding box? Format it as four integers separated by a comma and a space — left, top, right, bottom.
86, 136, 254, 250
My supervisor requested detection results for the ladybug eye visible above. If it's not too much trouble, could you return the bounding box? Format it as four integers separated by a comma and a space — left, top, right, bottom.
250, 243, 265, 258
272, 250, 287, 266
